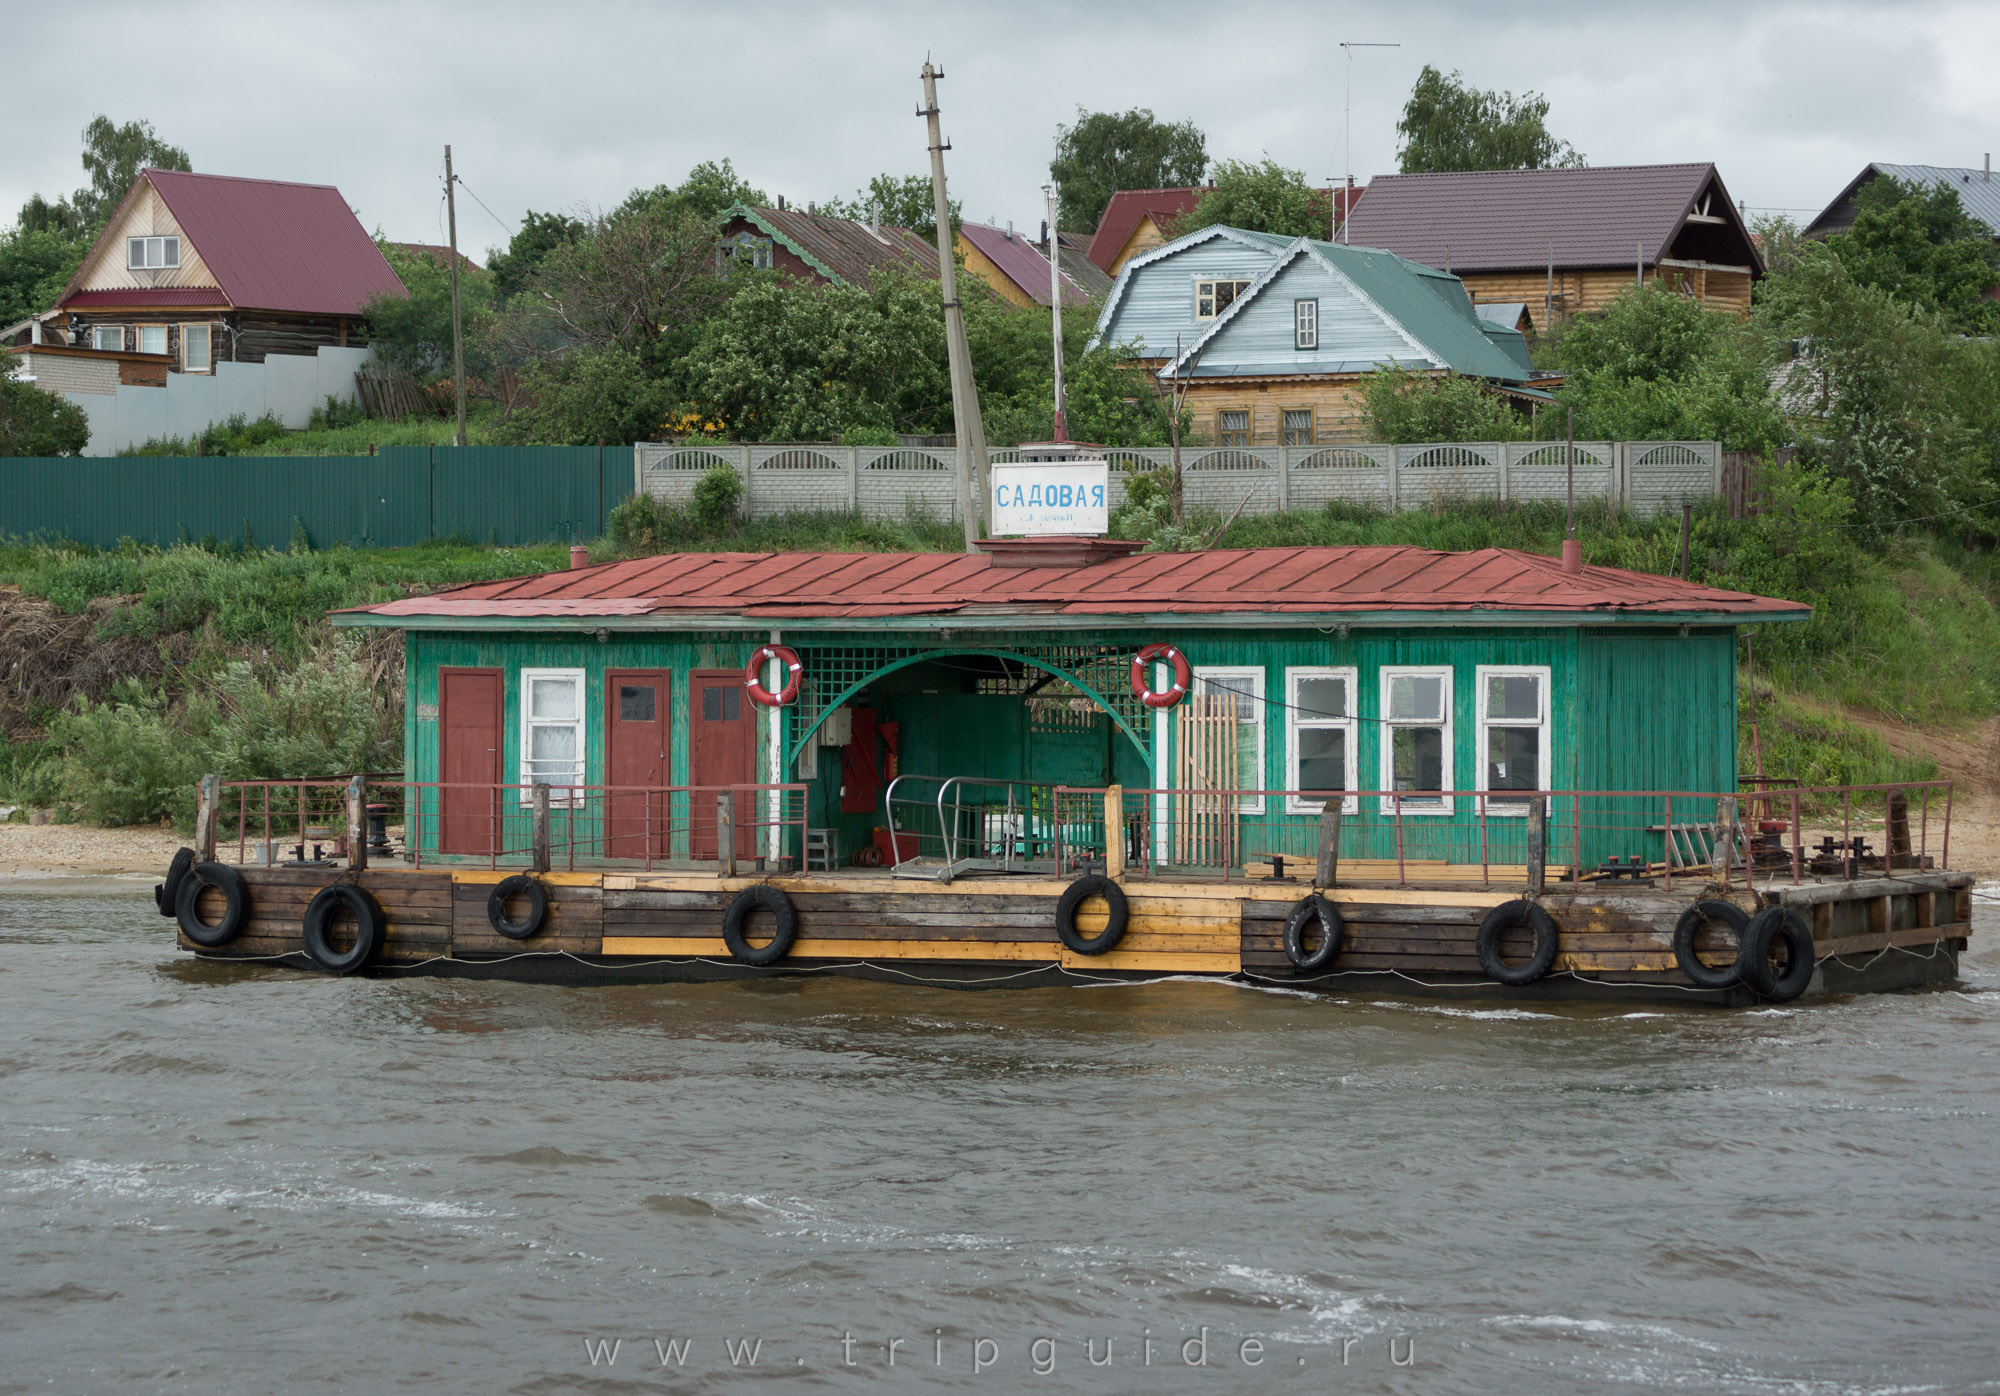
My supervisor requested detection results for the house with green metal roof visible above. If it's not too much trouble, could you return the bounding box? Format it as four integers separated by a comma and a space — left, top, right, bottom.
1093, 225, 1537, 446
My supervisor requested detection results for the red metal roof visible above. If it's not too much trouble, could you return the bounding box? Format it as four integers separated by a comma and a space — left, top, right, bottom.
340, 546, 1807, 624
57, 170, 406, 317
1085, 188, 1205, 272
60, 288, 231, 309
959, 222, 1086, 306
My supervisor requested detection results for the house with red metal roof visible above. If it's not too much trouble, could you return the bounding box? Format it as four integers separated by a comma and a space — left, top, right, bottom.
956, 221, 1092, 309
45, 168, 405, 375
332, 541, 1803, 871
1342, 164, 1761, 328
1085, 186, 1364, 277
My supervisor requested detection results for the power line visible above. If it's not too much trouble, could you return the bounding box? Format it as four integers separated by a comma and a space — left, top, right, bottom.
452, 174, 515, 240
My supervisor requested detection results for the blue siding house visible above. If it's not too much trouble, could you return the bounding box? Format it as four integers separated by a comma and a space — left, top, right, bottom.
1094, 226, 1537, 445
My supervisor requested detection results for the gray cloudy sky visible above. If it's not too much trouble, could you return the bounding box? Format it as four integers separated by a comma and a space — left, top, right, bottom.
7, 0, 1997, 253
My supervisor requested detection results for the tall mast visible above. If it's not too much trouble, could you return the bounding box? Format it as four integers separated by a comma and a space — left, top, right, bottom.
920, 61, 988, 553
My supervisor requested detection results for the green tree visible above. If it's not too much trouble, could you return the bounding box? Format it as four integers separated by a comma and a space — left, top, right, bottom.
0, 373, 92, 456
1176, 158, 1333, 241
1050, 108, 1208, 233
0, 228, 87, 324
1361, 365, 1529, 442
820, 173, 959, 237
363, 242, 495, 379
1832, 175, 2000, 330
1395, 66, 1583, 174
17, 115, 193, 237
616, 158, 767, 223
486, 210, 585, 303
504, 345, 678, 446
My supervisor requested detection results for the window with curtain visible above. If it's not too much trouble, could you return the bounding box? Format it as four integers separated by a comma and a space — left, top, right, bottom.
1477, 666, 1549, 812
520, 669, 586, 803
137, 325, 167, 356
92, 325, 125, 351
1282, 409, 1313, 446
181, 323, 211, 372
1217, 410, 1250, 447
1380, 667, 1453, 813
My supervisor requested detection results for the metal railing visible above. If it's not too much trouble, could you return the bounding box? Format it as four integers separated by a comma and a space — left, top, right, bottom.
206, 776, 809, 873
1049, 782, 1954, 889
883, 775, 1070, 881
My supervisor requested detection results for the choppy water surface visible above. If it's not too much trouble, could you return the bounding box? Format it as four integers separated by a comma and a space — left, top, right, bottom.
3, 880, 1998, 1394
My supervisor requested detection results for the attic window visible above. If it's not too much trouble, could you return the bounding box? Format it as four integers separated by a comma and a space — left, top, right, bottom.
127, 236, 180, 270
717, 232, 773, 276
1195, 278, 1252, 319
1294, 298, 1318, 349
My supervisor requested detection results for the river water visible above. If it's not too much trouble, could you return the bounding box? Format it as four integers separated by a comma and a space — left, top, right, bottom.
3, 881, 1997, 1394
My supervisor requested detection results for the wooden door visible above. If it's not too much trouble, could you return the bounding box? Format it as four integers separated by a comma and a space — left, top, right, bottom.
439, 668, 503, 855
605, 670, 670, 859
689, 669, 756, 861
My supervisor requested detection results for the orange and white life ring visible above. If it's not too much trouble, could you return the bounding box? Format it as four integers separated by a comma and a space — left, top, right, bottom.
1130, 643, 1191, 709
744, 644, 803, 707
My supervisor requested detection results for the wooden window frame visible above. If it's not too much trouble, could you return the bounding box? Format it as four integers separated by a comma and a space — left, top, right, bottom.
1294, 297, 1318, 349
1281, 407, 1313, 447
135, 324, 168, 357
1379, 665, 1454, 815
1194, 277, 1253, 320
92, 325, 125, 352
1285, 666, 1357, 815
519, 667, 587, 804
1217, 408, 1250, 447
126, 235, 181, 270
1475, 664, 1551, 815
1191, 665, 1265, 813
179, 322, 211, 373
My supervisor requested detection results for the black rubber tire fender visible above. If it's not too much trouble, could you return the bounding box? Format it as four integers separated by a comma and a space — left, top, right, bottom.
302, 884, 385, 975
156, 846, 195, 917
1739, 906, 1816, 1002
487, 874, 549, 940
723, 885, 798, 966
1673, 899, 1750, 989
1283, 894, 1345, 972
174, 861, 249, 947
1475, 898, 1560, 986
1055, 875, 1129, 955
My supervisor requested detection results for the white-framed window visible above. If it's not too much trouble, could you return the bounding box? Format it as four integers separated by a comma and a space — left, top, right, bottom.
1195, 278, 1253, 319
1286, 667, 1357, 814
1217, 409, 1250, 446
1294, 298, 1318, 349
180, 323, 211, 373
1282, 408, 1313, 446
520, 668, 586, 802
136, 325, 167, 356
1379, 666, 1453, 814
92, 325, 125, 352
1476, 665, 1550, 814
1192, 666, 1265, 812
126, 235, 181, 270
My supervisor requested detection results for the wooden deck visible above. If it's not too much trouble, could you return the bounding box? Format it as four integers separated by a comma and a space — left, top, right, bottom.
178, 862, 1975, 1002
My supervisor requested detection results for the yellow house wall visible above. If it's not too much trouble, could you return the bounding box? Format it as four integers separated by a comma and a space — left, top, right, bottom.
954, 235, 1037, 309
1107, 216, 1170, 276
71, 180, 219, 295
1174, 376, 1377, 445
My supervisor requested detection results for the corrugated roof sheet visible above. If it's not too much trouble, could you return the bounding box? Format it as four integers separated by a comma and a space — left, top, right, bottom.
1806, 162, 2000, 239
1343, 164, 1745, 273
725, 206, 939, 287
1054, 231, 1114, 298
340, 546, 1805, 624
141, 170, 406, 315
60, 288, 231, 309
959, 222, 1087, 306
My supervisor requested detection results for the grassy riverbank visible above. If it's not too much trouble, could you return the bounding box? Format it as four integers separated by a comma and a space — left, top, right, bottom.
3, 490, 1990, 826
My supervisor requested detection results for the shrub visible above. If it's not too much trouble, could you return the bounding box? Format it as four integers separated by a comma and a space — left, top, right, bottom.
0, 373, 91, 456
1362, 365, 1528, 443
691, 463, 744, 532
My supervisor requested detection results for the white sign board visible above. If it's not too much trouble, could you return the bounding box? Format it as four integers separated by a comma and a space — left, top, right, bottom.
989, 461, 1109, 536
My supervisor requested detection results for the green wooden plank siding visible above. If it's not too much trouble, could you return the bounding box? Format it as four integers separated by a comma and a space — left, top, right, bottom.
0, 446, 631, 549
401, 621, 1740, 871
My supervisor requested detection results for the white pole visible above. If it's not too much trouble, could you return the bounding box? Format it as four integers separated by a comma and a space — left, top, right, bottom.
1338, 41, 1400, 244
1045, 183, 1067, 440
920, 61, 989, 553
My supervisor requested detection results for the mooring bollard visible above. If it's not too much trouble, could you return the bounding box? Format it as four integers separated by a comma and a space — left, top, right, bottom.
346, 775, 368, 871
195, 773, 220, 863
531, 784, 551, 874
1316, 804, 1341, 890
717, 790, 736, 878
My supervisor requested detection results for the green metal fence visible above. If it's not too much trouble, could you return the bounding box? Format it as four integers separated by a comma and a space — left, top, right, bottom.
0, 446, 630, 549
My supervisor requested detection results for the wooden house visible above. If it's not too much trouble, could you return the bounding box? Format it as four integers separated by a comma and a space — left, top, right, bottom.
1805, 161, 2000, 271
1085, 186, 1363, 277
956, 221, 1094, 309
1093, 225, 1536, 444
48, 169, 406, 372
1044, 228, 1113, 299
1343, 164, 1763, 328
714, 204, 939, 288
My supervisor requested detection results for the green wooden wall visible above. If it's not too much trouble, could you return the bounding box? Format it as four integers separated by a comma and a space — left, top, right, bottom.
400, 621, 1739, 869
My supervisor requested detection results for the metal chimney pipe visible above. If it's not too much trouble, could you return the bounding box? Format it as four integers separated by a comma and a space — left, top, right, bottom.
570, 545, 589, 570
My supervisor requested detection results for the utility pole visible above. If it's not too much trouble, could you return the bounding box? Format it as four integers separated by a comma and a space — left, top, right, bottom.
1339, 41, 1398, 243
444, 145, 467, 449
1044, 183, 1067, 441
919, 61, 988, 553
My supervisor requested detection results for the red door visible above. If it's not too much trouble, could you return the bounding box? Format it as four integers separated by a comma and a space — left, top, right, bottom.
689, 669, 756, 861
439, 668, 503, 855
605, 670, 670, 859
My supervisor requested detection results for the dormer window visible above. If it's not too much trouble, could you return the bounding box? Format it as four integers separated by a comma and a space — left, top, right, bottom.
128, 236, 181, 270
716, 232, 773, 277
1294, 298, 1318, 349
1195, 278, 1252, 319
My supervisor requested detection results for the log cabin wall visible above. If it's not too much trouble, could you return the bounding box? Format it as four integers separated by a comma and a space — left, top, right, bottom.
62, 309, 359, 367
1460, 266, 1753, 326
1174, 377, 1374, 445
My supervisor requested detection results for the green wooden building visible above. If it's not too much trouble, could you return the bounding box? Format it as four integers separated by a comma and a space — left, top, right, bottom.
332, 543, 1806, 871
